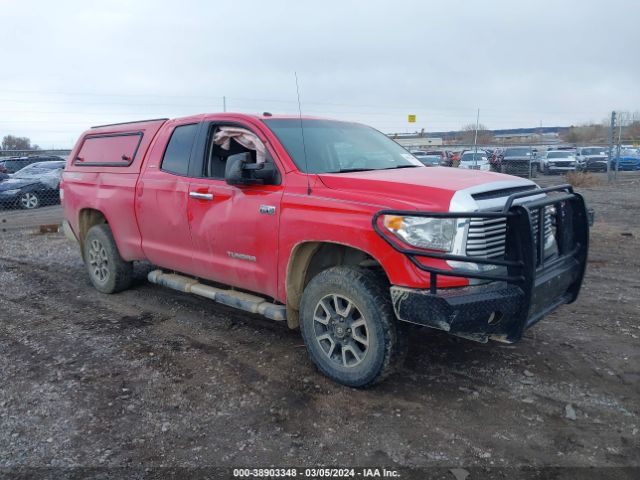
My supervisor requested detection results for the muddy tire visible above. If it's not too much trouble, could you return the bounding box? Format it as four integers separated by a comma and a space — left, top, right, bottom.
299, 266, 406, 387
83, 224, 133, 294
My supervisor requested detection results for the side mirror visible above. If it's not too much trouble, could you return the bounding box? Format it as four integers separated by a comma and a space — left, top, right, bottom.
225, 152, 278, 186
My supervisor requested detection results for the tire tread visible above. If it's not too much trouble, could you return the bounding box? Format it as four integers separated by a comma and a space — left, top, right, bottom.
84, 224, 133, 294
299, 266, 406, 387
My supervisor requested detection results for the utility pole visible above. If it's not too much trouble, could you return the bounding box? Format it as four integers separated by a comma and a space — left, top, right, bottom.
223, 96, 227, 112
615, 112, 624, 180
473, 108, 480, 168
607, 111, 616, 182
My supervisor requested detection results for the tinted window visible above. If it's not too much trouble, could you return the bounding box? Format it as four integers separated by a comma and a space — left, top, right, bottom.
504, 148, 531, 156
76, 133, 142, 166
461, 153, 487, 162
161, 124, 198, 175
581, 148, 605, 156
548, 152, 572, 158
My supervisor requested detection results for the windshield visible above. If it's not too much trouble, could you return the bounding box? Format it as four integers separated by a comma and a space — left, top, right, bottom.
418, 155, 441, 163
263, 119, 422, 173
14, 163, 64, 179
581, 148, 605, 156
504, 148, 531, 156
620, 149, 639, 157
460, 152, 487, 162
547, 152, 573, 159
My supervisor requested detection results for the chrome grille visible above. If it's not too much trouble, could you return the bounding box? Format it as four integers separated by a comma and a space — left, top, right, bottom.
466, 216, 507, 259
465, 207, 553, 259
530, 207, 554, 248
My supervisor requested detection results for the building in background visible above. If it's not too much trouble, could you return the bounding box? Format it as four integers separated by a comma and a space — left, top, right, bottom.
392, 136, 444, 148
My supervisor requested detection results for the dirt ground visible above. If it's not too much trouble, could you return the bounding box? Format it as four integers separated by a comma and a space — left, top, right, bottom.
0, 172, 639, 475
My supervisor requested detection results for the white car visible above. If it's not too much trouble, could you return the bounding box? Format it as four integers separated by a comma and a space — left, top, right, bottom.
458, 150, 490, 171
541, 150, 577, 174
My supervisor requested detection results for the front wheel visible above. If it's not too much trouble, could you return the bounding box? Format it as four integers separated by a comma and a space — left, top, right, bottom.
299, 266, 406, 387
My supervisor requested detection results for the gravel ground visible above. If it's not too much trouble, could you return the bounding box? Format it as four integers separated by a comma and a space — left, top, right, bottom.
0, 173, 639, 476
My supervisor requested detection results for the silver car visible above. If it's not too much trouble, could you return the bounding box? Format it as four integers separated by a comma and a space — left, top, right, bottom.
541, 150, 577, 174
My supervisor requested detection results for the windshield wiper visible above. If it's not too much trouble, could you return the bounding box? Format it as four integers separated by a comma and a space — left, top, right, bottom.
327, 165, 419, 174
328, 168, 377, 173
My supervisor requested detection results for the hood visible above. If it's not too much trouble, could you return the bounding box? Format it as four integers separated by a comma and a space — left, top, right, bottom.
317, 167, 535, 210
0, 178, 37, 190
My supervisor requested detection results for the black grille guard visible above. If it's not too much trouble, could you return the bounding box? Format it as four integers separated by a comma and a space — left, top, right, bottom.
372, 184, 589, 306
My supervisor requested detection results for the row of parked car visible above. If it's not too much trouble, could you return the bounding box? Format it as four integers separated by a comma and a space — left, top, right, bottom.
410, 145, 640, 174
0, 156, 66, 209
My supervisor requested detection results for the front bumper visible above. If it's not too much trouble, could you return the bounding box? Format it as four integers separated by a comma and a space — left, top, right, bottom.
579, 162, 607, 172
614, 162, 640, 171
460, 164, 491, 171
0, 192, 20, 207
390, 253, 580, 343
548, 164, 576, 171
373, 185, 589, 343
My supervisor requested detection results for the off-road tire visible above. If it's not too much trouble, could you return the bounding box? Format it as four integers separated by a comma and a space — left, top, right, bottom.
299, 266, 406, 387
83, 224, 133, 294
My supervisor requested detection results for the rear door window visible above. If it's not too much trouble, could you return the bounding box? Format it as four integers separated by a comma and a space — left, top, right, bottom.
161, 124, 198, 176
8, 160, 25, 171
75, 133, 142, 166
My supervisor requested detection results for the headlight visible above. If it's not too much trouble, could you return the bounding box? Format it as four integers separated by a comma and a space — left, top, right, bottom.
1, 189, 21, 195
383, 215, 456, 251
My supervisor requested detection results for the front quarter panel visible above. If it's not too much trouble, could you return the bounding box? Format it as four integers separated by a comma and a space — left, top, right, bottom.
276, 177, 462, 303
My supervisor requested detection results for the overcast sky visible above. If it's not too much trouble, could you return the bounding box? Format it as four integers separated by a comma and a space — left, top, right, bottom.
1, 0, 638, 148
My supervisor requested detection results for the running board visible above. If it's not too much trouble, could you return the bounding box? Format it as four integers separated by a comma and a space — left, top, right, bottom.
147, 270, 286, 322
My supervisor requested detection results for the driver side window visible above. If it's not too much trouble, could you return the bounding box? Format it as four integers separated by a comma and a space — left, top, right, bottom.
201, 124, 279, 183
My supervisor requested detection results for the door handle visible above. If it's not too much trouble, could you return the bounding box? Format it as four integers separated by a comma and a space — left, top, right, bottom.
189, 192, 214, 201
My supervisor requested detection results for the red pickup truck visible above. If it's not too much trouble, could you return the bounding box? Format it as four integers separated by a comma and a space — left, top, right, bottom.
62, 113, 589, 387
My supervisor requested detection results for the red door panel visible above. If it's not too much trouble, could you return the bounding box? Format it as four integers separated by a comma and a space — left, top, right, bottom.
188, 180, 283, 299
136, 173, 193, 272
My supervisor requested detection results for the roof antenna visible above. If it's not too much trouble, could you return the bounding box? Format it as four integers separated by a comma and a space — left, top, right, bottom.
295, 71, 311, 195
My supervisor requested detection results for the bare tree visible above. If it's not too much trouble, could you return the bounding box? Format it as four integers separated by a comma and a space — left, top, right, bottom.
560, 124, 607, 144
2, 135, 37, 151
625, 120, 640, 143
460, 123, 493, 145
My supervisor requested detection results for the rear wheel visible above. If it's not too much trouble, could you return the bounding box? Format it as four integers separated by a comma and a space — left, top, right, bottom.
83, 224, 133, 293
299, 266, 406, 387
19, 191, 40, 209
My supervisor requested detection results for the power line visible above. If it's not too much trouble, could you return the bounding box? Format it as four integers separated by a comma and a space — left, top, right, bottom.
0, 91, 617, 115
